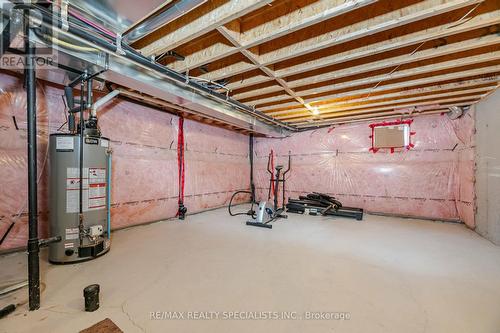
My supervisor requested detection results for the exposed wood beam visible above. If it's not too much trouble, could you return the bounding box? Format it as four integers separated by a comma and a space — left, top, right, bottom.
250, 66, 500, 106
275, 9, 500, 78
237, 0, 377, 48
236, 36, 500, 100
294, 109, 448, 128
288, 34, 500, 88
234, 85, 285, 100
290, 96, 481, 124
303, 66, 500, 104
257, 0, 484, 65
314, 79, 498, 108
259, 101, 305, 112
261, 78, 498, 112
294, 101, 477, 128
170, 43, 237, 72
163, 0, 376, 78
199, 60, 257, 82
225, 75, 274, 90
297, 51, 500, 98
140, 0, 273, 56
198, 60, 254, 81
217, 25, 312, 112
181, 0, 491, 84
275, 87, 492, 120
246, 93, 294, 107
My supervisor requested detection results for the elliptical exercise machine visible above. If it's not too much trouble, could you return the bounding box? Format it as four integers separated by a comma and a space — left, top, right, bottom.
246, 151, 291, 229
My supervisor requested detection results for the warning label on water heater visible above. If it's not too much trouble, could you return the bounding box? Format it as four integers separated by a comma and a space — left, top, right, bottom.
66, 167, 107, 213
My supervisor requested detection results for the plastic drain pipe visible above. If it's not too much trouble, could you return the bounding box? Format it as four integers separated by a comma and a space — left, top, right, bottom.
91, 89, 120, 117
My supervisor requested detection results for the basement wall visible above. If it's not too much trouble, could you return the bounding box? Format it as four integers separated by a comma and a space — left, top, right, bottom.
254, 113, 475, 224
474, 88, 500, 245
0, 72, 250, 251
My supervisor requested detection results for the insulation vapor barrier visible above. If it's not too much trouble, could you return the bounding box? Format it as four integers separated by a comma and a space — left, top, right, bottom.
254, 112, 475, 226
0, 72, 250, 251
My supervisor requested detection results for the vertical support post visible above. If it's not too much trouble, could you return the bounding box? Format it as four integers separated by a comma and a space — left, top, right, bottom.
249, 134, 255, 203
25, 12, 40, 311
177, 117, 187, 220
78, 76, 86, 247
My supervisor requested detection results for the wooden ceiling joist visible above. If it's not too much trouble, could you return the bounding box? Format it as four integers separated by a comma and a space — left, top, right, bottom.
293, 108, 449, 128
249, 65, 500, 107
302, 63, 500, 103
294, 51, 500, 97
233, 38, 500, 100
138, 0, 273, 56
136, 0, 500, 128
287, 34, 500, 88
293, 100, 476, 127
263, 78, 498, 113
290, 96, 480, 124
161, 0, 376, 75
217, 25, 313, 111
236, 0, 377, 49
225, 75, 274, 90
257, 0, 484, 65
204, 0, 482, 82
275, 9, 500, 78
276, 88, 492, 121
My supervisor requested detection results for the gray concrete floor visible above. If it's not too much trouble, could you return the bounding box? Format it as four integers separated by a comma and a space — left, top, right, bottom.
1, 207, 500, 333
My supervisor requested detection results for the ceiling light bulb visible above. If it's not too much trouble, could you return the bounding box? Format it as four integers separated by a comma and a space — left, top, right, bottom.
311, 107, 320, 115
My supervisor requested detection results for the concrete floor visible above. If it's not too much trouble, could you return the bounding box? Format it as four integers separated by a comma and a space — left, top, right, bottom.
1, 207, 500, 333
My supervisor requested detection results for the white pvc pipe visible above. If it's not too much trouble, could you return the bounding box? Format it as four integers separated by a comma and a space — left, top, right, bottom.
91, 90, 120, 117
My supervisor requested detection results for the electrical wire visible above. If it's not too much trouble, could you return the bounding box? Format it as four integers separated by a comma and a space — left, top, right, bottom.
228, 190, 256, 218
33, 28, 98, 52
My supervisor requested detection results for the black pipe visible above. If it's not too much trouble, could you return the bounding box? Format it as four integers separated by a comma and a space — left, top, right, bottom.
25, 13, 40, 311
249, 134, 255, 203
177, 117, 187, 220
78, 77, 86, 247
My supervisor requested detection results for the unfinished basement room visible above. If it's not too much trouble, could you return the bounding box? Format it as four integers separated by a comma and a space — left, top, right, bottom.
1, 0, 500, 332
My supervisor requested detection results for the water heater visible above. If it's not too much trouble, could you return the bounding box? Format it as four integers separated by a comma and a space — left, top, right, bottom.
48, 132, 111, 263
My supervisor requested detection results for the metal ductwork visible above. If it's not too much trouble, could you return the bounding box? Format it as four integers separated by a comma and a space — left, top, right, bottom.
0, 2, 293, 137
447, 105, 468, 119
123, 0, 208, 45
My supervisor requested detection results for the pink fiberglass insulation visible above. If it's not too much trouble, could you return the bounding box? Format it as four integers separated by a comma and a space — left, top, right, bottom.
0, 72, 249, 250
254, 113, 475, 225
183, 120, 250, 213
